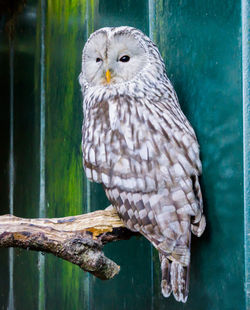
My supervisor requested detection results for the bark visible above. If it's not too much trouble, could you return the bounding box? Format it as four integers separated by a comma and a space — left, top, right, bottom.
0, 208, 139, 280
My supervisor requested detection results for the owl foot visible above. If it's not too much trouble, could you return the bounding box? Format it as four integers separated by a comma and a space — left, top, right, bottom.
160, 253, 189, 303
105, 205, 116, 211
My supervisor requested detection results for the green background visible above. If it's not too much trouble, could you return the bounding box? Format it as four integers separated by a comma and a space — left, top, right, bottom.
0, 0, 246, 309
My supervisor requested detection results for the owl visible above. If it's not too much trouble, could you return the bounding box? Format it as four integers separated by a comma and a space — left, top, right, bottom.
79, 26, 206, 303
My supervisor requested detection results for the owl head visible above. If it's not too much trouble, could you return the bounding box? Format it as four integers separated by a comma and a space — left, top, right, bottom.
79, 26, 166, 95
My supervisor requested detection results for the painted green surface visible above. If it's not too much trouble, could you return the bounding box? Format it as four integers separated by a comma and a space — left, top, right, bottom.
0, 0, 246, 309
242, 0, 250, 308
153, 2, 244, 309
44, 1, 88, 309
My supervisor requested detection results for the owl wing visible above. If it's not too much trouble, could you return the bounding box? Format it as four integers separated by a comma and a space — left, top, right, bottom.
142, 96, 206, 235
103, 93, 205, 247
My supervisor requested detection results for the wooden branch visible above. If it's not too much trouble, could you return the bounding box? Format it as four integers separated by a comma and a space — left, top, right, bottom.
0, 208, 139, 280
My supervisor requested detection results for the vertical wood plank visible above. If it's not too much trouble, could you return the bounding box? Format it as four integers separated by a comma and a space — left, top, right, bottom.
11, 1, 41, 308
242, 0, 250, 307
38, 0, 46, 309
0, 14, 11, 310
44, 1, 88, 309
8, 39, 14, 310
153, 1, 244, 309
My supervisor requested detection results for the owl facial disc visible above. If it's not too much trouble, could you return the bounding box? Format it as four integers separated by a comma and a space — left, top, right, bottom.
81, 27, 149, 87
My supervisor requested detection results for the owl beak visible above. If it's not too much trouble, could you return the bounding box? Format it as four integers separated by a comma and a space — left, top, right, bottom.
105, 69, 111, 83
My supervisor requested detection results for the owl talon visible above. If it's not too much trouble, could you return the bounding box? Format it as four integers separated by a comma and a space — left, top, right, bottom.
105, 205, 116, 211
161, 279, 172, 297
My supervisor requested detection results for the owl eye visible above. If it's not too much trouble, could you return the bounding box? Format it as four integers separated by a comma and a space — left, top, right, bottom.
119, 55, 130, 62
96, 57, 102, 63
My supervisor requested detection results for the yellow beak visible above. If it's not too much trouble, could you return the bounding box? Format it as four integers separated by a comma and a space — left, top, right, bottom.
105, 69, 111, 83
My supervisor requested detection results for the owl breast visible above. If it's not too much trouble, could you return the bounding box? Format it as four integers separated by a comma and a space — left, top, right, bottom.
82, 93, 201, 194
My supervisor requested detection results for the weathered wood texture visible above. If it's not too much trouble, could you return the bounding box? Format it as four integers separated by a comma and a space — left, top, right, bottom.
0, 209, 138, 280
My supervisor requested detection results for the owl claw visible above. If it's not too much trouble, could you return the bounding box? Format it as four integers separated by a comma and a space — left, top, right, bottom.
161, 279, 172, 297
105, 205, 116, 211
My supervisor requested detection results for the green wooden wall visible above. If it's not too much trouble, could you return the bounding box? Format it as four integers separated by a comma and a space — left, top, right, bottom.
0, 0, 247, 309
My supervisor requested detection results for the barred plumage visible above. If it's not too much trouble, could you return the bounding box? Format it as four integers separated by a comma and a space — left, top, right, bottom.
79, 26, 206, 303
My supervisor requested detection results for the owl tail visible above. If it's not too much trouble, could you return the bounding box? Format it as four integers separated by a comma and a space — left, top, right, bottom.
160, 254, 190, 303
